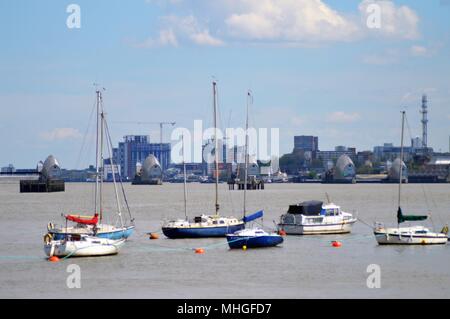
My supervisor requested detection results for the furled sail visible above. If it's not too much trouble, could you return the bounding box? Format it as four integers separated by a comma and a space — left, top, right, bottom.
397, 207, 427, 224
66, 213, 99, 225
243, 210, 263, 223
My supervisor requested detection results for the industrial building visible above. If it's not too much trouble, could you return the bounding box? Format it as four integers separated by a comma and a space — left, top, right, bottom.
113, 135, 171, 179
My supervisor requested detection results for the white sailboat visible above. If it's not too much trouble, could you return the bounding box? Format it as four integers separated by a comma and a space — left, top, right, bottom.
44, 88, 134, 257
162, 81, 245, 238
374, 111, 448, 245
226, 91, 283, 249
44, 233, 125, 258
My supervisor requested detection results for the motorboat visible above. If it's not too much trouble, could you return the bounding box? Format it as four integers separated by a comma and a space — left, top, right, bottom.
278, 200, 357, 235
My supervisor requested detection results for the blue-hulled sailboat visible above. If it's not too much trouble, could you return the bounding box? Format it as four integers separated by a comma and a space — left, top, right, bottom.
47, 88, 135, 241
226, 91, 283, 249
162, 81, 245, 239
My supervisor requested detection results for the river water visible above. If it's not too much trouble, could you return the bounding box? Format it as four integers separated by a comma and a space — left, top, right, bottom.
0, 182, 449, 298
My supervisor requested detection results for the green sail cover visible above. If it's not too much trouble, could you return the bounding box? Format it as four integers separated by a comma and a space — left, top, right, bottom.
397, 207, 427, 224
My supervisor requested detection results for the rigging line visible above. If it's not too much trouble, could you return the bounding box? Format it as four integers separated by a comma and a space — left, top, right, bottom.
357, 216, 376, 230
404, 112, 414, 143
104, 111, 124, 229
104, 119, 133, 222
75, 98, 97, 170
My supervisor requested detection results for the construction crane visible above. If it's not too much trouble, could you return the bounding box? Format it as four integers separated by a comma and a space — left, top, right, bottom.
113, 121, 176, 169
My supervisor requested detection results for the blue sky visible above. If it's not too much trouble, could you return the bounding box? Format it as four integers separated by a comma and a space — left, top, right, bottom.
1, 0, 450, 168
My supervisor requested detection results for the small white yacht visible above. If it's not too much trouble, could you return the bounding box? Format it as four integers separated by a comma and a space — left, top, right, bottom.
44, 233, 125, 258
374, 224, 448, 245
373, 111, 448, 246
278, 200, 357, 235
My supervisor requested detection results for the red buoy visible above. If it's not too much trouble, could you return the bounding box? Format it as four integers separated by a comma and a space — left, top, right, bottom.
195, 248, 205, 254
149, 233, 159, 240
332, 241, 342, 248
48, 256, 60, 262
278, 229, 287, 236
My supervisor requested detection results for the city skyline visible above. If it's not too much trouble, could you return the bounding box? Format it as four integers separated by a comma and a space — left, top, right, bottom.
1, 1, 450, 168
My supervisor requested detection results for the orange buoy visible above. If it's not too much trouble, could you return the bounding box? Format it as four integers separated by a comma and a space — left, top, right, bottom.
149, 233, 159, 240
195, 248, 205, 254
278, 229, 287, 236
332, 241, 342, 248
48, 256, 60, 262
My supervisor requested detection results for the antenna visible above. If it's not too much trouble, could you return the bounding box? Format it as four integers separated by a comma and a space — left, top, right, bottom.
325, 192, 331, 204
420, 94, 428, 148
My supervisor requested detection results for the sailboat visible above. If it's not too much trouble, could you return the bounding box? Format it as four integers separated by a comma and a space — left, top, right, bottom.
162, 81, 245, 238
226, 91, 284, 249
374, 111, 447, 245
46, 88, 135, 241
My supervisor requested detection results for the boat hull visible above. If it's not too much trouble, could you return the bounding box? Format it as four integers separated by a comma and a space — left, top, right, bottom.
49, 225, 135, 240
44, 239, 126, 257
278, 219, 356, 235
162, 223, 245, 239
226, 235, 283, 249
374, 231, 448, 245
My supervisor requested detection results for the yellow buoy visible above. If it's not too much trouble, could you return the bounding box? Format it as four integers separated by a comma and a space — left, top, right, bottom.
242, 245, 247, 251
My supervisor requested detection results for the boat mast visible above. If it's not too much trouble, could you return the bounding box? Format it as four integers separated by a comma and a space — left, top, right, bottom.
397, 110, 406, 226
243, 91, 251, 218
99, 91, 104, 223
95, 89, 100, 217
213, 81, 220, 215
182, 134, 188, 220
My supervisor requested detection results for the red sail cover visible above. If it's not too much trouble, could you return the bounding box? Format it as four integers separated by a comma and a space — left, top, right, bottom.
66, 213, 99, 225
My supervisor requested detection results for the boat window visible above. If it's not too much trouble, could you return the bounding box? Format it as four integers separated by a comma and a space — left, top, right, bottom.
415, 230, 427, 234
326, 209, 335, 216
219, 220, 225, 224
213, 221, 218, 225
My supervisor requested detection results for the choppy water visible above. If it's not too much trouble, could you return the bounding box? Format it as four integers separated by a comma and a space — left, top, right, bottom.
0, 182, 449, 298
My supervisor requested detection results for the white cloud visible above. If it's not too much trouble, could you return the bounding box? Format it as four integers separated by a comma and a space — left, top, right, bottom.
225, 0, 360, 43
138, 15, 224, 47
359, 0, 420, 40
140, 0, 421, 47
164, 15, 224, 46
40, 128, 82, 141
326, 112, 361, 124
190, 30, 224, 46
133, 29, 178, 48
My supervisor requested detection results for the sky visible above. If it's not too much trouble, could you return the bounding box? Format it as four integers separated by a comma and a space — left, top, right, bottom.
1, 0, 450, 168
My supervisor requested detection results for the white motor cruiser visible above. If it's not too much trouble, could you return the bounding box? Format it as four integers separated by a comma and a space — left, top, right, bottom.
278, 200, 357, 235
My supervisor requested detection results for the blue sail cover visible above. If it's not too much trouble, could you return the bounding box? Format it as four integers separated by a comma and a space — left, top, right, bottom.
243, 210, 264, 223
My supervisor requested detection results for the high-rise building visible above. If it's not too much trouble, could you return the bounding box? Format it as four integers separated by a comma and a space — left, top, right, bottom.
294, 136, 319, 152
113, 135, 171, 179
